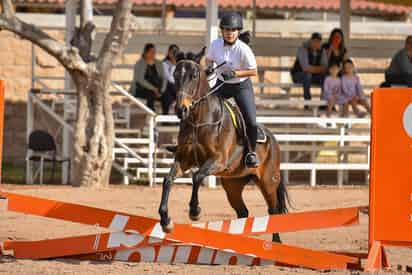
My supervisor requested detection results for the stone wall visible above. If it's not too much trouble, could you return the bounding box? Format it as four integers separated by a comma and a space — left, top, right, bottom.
0, 30, 65, 163
0, 31, 32, 163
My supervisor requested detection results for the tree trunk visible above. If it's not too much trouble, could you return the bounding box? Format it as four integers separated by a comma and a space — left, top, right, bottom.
71, 72, 114, 187
1, 0, 133, 187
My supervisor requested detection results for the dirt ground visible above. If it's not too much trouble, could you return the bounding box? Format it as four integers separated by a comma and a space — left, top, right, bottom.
0, 183, 410, 275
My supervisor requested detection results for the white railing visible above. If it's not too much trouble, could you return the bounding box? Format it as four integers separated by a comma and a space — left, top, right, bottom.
28, 84, 371, 187
155, 115, 371, 187
112, 82, 156, 116
110, 82, 156, 186
27, 77, 157, 186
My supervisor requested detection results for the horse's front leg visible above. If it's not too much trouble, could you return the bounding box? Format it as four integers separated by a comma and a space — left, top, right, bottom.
189, 159, 224, 221
159, 162, 183, 233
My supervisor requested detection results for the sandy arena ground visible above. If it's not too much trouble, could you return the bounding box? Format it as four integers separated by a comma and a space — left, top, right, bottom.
0, 183, 411, 274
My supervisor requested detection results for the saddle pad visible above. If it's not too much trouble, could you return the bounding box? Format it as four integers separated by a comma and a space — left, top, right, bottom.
223, 100, 267, 144
223, 101, 239, 129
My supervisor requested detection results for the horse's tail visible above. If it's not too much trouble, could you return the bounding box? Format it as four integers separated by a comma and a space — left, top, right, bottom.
276, 175, 290, 214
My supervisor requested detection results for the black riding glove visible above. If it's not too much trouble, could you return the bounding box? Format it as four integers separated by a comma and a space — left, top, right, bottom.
205, 66, 214, 76
221, 70, 236, 81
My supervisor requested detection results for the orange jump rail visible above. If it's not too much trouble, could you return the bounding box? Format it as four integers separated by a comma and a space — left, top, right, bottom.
0, 191, 361, 270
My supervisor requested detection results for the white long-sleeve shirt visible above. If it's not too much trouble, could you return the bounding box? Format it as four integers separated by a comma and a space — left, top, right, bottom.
206, 38, 257, 84
162, 59, 176, 84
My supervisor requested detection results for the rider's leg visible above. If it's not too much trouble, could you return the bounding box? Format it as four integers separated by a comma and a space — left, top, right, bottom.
234, 79, 259, 168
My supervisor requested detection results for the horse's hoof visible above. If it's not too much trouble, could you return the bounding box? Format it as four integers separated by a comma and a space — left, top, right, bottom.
189, 207, 201, 221
161, 221, 174, 233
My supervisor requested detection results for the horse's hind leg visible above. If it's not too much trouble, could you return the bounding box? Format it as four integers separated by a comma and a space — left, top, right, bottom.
221, 177, 249, 219
256, 167, 283, 243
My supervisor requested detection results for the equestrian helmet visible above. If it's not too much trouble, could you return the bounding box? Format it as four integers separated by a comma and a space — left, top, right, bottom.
219, 12, 243, 30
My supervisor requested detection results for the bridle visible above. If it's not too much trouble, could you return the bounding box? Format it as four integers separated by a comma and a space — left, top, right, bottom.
175, 60, 227, 167
176, 60, 226, 111
175, 60, 202, 107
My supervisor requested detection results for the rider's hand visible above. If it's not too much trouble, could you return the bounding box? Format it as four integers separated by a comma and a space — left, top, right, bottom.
221, 70, 236, 81
205, 66, 214, 76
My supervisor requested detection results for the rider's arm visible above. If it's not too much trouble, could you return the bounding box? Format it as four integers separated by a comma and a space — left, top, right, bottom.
234, 69, 257, 78
235, 45, 258, 78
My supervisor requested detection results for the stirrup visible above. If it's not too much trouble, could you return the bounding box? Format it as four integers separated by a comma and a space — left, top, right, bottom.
245, 152, 259, 168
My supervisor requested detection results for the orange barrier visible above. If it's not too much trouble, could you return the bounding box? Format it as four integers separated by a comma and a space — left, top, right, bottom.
1, 88, 411, 271
0, 81, 4, 182
1, 192, 360, 260
366, 88, 412, 271
0, 191, 360, 270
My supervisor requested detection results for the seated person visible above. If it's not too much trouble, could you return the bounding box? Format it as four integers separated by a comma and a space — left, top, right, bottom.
290, 32, 328, 100
382, 36, 412, 87
341, 59, 370, 118
323, 62, 344, 119
322, 28, 348, 70
162, 44, 179, 114
130, 43, 167, 111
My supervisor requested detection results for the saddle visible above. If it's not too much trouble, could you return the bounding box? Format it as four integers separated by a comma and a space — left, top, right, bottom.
222, 99, 267, 146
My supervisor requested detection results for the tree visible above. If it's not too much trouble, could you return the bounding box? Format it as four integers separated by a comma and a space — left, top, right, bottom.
0, 0, 135, 187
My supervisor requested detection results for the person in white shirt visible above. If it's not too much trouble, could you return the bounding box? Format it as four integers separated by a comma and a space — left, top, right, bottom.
206, 12, 259, 168
161, 44, 179, 114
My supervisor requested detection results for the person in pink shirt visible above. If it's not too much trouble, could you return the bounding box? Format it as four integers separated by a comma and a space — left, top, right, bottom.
341, 59, 370, 117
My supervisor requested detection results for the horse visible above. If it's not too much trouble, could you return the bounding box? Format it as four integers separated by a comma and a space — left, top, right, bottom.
158, 49, 289, 242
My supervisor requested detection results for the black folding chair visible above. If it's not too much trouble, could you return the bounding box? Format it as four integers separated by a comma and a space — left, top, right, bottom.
26, 130, 70, 184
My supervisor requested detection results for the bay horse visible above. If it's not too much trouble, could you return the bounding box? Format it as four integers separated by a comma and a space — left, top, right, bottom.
158, 49, 288, 242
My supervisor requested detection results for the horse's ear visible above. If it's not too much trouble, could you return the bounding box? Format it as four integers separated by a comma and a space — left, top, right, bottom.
194, 46, 206, 64
175, 51, 185, 62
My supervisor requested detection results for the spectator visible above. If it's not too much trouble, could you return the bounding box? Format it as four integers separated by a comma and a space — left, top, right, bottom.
322, 28, 348, 69
323, 62, 344, 119
341, 59, 370, 117
161, 44, 179, 114
291, 32, 328, 101
382, 35, 412, 87
130, 43, 166, 111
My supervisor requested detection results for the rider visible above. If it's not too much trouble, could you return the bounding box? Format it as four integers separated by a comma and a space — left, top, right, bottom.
206, 12, 259, 168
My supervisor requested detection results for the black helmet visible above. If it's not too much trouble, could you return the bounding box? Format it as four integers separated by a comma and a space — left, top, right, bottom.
219, 12, 243, 30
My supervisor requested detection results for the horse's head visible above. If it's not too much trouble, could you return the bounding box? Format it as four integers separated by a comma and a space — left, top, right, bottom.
174, 47, 206, 120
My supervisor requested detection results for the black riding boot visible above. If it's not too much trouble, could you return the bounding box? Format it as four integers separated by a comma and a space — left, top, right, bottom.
245, 124, 259, 168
